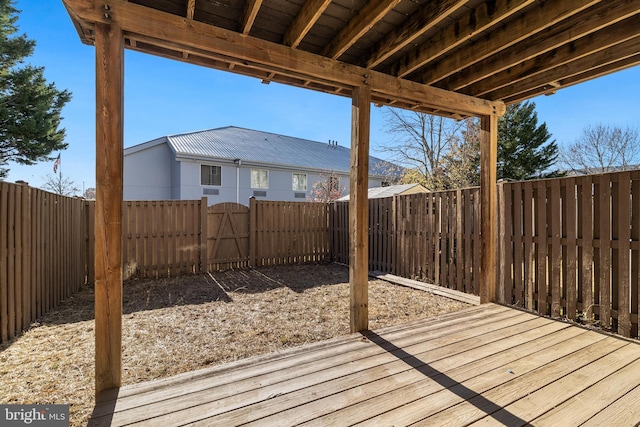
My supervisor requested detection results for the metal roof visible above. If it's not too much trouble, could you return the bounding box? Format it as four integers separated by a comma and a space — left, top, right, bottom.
337, 183, 427, 200
165, 126, 397, 176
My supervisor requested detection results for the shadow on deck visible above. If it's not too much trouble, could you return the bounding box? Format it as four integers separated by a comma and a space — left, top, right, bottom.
89, 304, 640, 426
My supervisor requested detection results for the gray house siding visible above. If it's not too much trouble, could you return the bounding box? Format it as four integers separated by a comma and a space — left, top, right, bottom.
170, 158, 181, 199
124, 127, 397, 205
124, 142, 173, 200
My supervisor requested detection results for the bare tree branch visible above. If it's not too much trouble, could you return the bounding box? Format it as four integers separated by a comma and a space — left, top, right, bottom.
561, 124, 640, 174
41, 172, 79, 196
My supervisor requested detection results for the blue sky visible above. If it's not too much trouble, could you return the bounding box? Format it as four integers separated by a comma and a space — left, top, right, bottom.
5, 0, 640, 191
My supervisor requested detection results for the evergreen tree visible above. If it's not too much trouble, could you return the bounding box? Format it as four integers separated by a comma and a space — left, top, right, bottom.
0, 0, 71, 178
497, 101, 561, 180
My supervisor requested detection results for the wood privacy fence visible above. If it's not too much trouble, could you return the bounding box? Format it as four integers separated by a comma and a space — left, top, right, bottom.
1, 187, 330, 343
121, 199, 207, 279
499, 172, 640, 339
250, 199, 331, 267
5, 173, 640, 341
0, 182, 89, 342
114, 198, 331, 277
331, 177, 640, 340
331, 189, 482, 295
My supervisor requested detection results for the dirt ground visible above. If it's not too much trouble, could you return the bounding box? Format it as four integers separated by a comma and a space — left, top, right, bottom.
0, 263, 469, 426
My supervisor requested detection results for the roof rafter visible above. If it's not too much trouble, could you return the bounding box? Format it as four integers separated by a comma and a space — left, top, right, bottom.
392, 0, 535, 78
436, 0, 640, 91
419, 0, 601, 86
505, 54, 640, 104
321, 0, 402, 60
282, 0, 332, 48
487, 35, 640, 101
466, 17, 640, 97
363, 0, 467, 69
63, 0, 503, 118
239, 0, 263, 34
186, 0, 196, 20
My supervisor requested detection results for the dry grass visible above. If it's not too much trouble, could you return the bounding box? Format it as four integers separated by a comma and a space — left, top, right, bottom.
0, 263, 469, 426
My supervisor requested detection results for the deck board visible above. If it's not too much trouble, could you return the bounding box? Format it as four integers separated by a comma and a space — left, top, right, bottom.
469, 344, 640, 426
89, 304, 640, 426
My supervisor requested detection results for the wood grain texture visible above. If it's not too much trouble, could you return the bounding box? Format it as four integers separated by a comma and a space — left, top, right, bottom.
88, 304, 640, 426
480, 115, 498, 303
94, 22, 124, 397
349, 86, 371, 333
62, 0, 503, 118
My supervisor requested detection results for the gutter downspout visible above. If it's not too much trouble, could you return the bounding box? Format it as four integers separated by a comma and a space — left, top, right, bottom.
234, 158, 241, 203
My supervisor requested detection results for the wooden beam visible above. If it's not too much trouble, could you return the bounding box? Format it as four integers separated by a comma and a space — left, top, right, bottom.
349, 85, 371, 333
420, 0, 602, 86
321, 0, 401, 60
94, 22, 124, 397
436, 0, 638, 91
464, 15, 640, 97
363, 0, 467, 69
63, 0, 503, 118
240, 0, 263, 34
480, 114, 498, 304
282, 0, 332, 48
503, 53, 640, 105
392, 0, 535, 78
485, 35, 640, 101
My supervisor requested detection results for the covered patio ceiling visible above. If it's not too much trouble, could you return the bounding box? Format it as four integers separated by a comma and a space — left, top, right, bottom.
63, 0, 640, 119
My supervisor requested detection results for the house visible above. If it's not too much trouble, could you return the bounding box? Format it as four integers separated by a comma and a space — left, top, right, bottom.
124, 126, 399, 205
337, 183, 428, 201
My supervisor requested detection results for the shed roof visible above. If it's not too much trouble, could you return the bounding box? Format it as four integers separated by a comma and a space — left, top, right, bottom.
337, 183, 427, 200
131, 126, 398, 176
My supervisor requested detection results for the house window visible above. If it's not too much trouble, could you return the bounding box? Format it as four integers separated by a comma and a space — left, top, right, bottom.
201, 165, 221, 186
292, 173, 307, 191
251, 169, 269, 189
328, 175, 339, 193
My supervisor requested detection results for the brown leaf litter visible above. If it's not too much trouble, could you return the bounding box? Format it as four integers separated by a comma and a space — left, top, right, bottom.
0, 263, 469, 426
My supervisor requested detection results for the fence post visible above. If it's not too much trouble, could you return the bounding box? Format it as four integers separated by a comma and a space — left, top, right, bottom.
497, 181, 505, 304
328, 202, 334, 262
200, 197, 208, 273
85, 201, 95, 284
20, 183, 31, 328
249, 197, 257, 267
392, 194, 398, 275
455, 189, 463, 292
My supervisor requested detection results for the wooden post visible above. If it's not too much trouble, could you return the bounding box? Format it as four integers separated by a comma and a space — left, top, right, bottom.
94, 23, 124, 397
200, 197, 208, 272
249, 197, 257, 267
480, 114, 498, 304
349, 86, 371, 333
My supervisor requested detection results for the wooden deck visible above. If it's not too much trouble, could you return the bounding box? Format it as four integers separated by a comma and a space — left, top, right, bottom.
89, 304, 640, 426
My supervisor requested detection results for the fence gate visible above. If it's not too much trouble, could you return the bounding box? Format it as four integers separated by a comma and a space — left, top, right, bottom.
207, 202, 250, 270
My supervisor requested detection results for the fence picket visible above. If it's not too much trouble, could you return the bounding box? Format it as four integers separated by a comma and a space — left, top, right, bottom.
550, 179, 562, 318
512, 182, 523, 307
564, 178, 577, 321
580, 176, 594, 319
617, 173, 631, 337
632, 176, 640, 337
536, 181, 548, 315
599, 175, 612, 329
